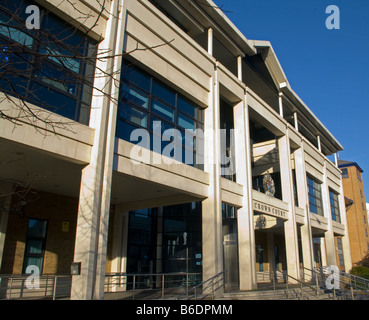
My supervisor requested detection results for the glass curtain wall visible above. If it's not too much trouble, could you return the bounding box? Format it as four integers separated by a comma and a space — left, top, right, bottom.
126, 202, 202, 286
0, 0, 97, 124
117, 60, 204, 169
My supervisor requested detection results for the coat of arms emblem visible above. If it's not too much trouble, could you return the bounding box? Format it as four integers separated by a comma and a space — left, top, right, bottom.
263, 172, 275, 197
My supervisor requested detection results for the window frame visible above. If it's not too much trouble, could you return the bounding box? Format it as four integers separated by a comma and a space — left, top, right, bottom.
307, 175, 324, 217
0, 0, 97, 124
22, 218, 48, 274
329, 189, 341, 223
117, 61, 204, 169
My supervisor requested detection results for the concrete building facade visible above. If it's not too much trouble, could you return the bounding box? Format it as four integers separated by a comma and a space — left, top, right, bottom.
0, 0, 352, 300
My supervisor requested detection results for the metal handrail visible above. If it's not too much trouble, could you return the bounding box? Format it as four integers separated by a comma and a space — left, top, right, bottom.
0, 273, 72, 300
176, 270, 225, 300
104, 272, 202, 300
276, 269, 322, 300
318, 266, 369, 291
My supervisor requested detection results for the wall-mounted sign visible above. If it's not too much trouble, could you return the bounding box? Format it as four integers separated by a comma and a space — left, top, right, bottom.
62, 221, 69, 232
253, 201, 288, 220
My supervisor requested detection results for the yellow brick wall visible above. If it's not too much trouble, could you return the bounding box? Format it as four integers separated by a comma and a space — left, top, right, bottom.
341, 166, 369, 266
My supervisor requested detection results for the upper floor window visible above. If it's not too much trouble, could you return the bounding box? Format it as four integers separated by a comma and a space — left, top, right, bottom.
357, 169, 362, 182
329, 189, 341, 223
116, 60, 204, 169
0, 0, 97, 125
341, 168, 348, 178
307, 175, 323, 216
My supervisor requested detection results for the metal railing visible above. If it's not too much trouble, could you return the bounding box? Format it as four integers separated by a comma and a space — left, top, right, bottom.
0, 274, 72, 300
104, 272, 202, 300
308, 266, 369, 300
176, 271, 225, 300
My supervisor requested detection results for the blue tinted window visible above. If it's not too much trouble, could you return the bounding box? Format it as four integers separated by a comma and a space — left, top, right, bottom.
152, 80, 175, 106
178, 96, 195, 117
119, 104, 148, 128
0, 0, 97, 124
121, 84, 149, 109
178, 112, 195, 130
117, 61, 204, 169
307, 176, 323, 216
122, 63, 151, 92
152, 99, 174, 122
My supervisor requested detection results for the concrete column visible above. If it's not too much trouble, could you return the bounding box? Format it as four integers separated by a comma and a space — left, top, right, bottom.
278, 133, 300, 281
278, 93, 283, 118
71, 0, 124, 300
267, 233, 275, 275
0, 182, 12, 272
317, 135, 322, 152
93, 2, 126, 300
338, 180, 352, 272
234, 93, 256, 290
207, 28, 213, 56
294, 112, 298, 132
202, 65, 223, 283
237, 56, 242, 82
320, 238, 328, 266
110, 208, 129, 291
322, 162, 337, 267
294, 147, 314, 278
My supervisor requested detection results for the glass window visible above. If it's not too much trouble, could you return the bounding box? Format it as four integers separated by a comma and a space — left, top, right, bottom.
341, 168, 348, 178
120, 84, 149, 109
336, 238, 344, 267
152, 99, 175, 122
329, 189, 341, 223
178, 96, 195, 118
178, 112, 195, 130
119, 104, 148, 127
117, 60, 204, 169
122, 63, 151, 92
152, 79, 175, 106
22, 219, 47, 274
307, 175, 324, 216
0, 0, 97, 124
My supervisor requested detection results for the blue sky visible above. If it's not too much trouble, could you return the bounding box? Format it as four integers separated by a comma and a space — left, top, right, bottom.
214, 0, 369, 198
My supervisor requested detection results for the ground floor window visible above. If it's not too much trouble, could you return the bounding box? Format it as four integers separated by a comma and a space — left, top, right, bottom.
126, 202, 202, 278
22, 218, 47, 274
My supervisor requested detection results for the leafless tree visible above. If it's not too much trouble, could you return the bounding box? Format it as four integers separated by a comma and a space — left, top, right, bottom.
0, 0, 226, 206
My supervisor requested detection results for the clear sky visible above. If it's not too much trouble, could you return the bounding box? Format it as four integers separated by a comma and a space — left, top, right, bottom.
214, 0, 369, 199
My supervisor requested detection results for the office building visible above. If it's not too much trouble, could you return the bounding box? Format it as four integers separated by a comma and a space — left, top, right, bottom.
0, 0, 352, 299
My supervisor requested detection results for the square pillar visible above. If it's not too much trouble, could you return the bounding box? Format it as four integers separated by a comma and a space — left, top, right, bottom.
110, 207, 129, 292
338, 182, 352, 272
278, 133, 300, 281
202, 69, 223, 283
71, 1, 124, 300
322, 162, 337, 267
294, 147, 314, 278
233, 95, 256, 290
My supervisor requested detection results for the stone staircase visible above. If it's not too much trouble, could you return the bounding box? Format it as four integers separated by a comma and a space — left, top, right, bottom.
220, 287, 337, 300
